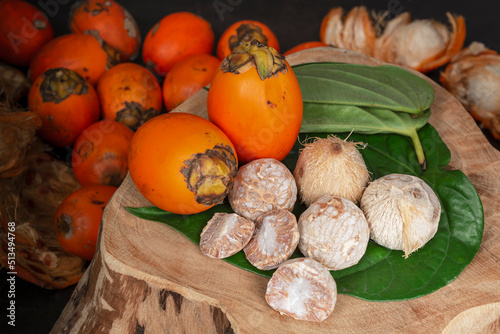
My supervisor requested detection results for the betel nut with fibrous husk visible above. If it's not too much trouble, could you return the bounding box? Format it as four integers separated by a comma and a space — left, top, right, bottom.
229, 158, 297, 221
265, 257, 337, 322
298, 195, 370, 270
360, 173, 441, 258
293, 135, 370, 207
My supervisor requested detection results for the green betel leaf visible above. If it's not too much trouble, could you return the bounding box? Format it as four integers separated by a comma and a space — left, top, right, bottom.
300, 104, 431, 164
293, 62, 434, 114
127, 124, 484, 302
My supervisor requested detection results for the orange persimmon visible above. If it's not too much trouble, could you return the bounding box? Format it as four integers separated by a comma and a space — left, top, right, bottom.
72, 119, 134, 187
283, 41, 330, 56
28, 67, 100, 148
162, 53, 220, 111
207, 40, 303, 164
69, 0, 141, 61
55, 185, 117, 260
216, 19, 280, 60
96, 62, 163, 131
128, 112, 238, 215
142, 12, 215, 76
28, 32, 120, 84
0, 0, 54, 67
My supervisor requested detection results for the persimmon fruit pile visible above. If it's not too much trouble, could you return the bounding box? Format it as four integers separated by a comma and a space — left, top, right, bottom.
142, 11, 215, 76
72, 119, 134, 187
69, 0, 141, 61
54, 185, 117, 261
128, 112, 238, 215
162, 53, 220, 111
28, 67, 100, 147
0, 0, 54, 67
97, 62, 163, 131
29, 32, 120, 85
207, 40, 303, 163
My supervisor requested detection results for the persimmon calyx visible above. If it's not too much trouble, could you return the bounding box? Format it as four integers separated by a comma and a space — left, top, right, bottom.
228, 23, 269, 51
40, 68, 88, 104
181, 144, 238, 206
221, 39, 286, 80
115, 101, 159, 131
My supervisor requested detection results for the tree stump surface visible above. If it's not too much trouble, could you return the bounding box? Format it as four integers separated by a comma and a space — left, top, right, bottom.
52, 48, 500, 334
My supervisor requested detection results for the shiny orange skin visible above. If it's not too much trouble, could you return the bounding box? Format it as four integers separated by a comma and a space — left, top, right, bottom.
72, 120, 134, 187
0, 0, 54, 67
207, 61, 303, 164
96, 62, 163, 127
142, 12, 215, 76
29, 33, 118, 84
283, 41, 330, 56
69, 0, 141, 61
162, 54, 220, 111
128, 112, 237, 215
28, 68, 100, 148
216, 20, 280, 60
55, 185, 117, 261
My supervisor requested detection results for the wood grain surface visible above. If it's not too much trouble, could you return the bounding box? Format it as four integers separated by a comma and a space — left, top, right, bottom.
52, 47, 500, 334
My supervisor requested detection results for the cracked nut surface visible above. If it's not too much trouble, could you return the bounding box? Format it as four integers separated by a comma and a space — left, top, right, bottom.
298, 195, 370, 270
243, 209, 299, 270
265, 257, 337, 322
229, 158, 297, 221
200, 212, 255, 259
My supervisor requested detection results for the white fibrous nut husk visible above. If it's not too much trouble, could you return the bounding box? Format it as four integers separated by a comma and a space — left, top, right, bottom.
298, 195, 370, 270
229, 158, 297, 221
199, 212, 255, 259
360, 173, 441, 258
265, 257, 337, 322
243, 209, 300, 270
293, 135, 370, 206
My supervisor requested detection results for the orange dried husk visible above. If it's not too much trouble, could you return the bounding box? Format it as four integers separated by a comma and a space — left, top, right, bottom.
320, 6, 466, 73
440, 42, 500, 140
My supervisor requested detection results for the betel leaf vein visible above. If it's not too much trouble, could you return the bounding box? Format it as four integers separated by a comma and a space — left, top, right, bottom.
127, 124, 484, 301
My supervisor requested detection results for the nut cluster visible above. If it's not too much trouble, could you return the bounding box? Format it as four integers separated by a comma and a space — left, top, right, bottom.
198, 148, 441, 323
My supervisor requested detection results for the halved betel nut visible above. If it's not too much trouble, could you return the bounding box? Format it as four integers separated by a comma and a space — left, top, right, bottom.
200, 212, 255, 259
265, 257, 337, 322
243, 209, 299, 270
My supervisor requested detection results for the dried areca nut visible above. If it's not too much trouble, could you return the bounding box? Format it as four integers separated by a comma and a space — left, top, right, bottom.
298, 195, 370, 270
200, 212, 255, 259
293, 136, 370, 207
229, 158, 297, 221
360, 173, 441, 258
265, 257, 337, 322
243, 209, 299, 270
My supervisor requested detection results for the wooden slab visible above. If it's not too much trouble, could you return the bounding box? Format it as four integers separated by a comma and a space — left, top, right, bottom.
51, 48, 500, 334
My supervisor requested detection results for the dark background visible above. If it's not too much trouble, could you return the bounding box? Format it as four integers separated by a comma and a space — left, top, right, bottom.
2, 0, 500, 333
